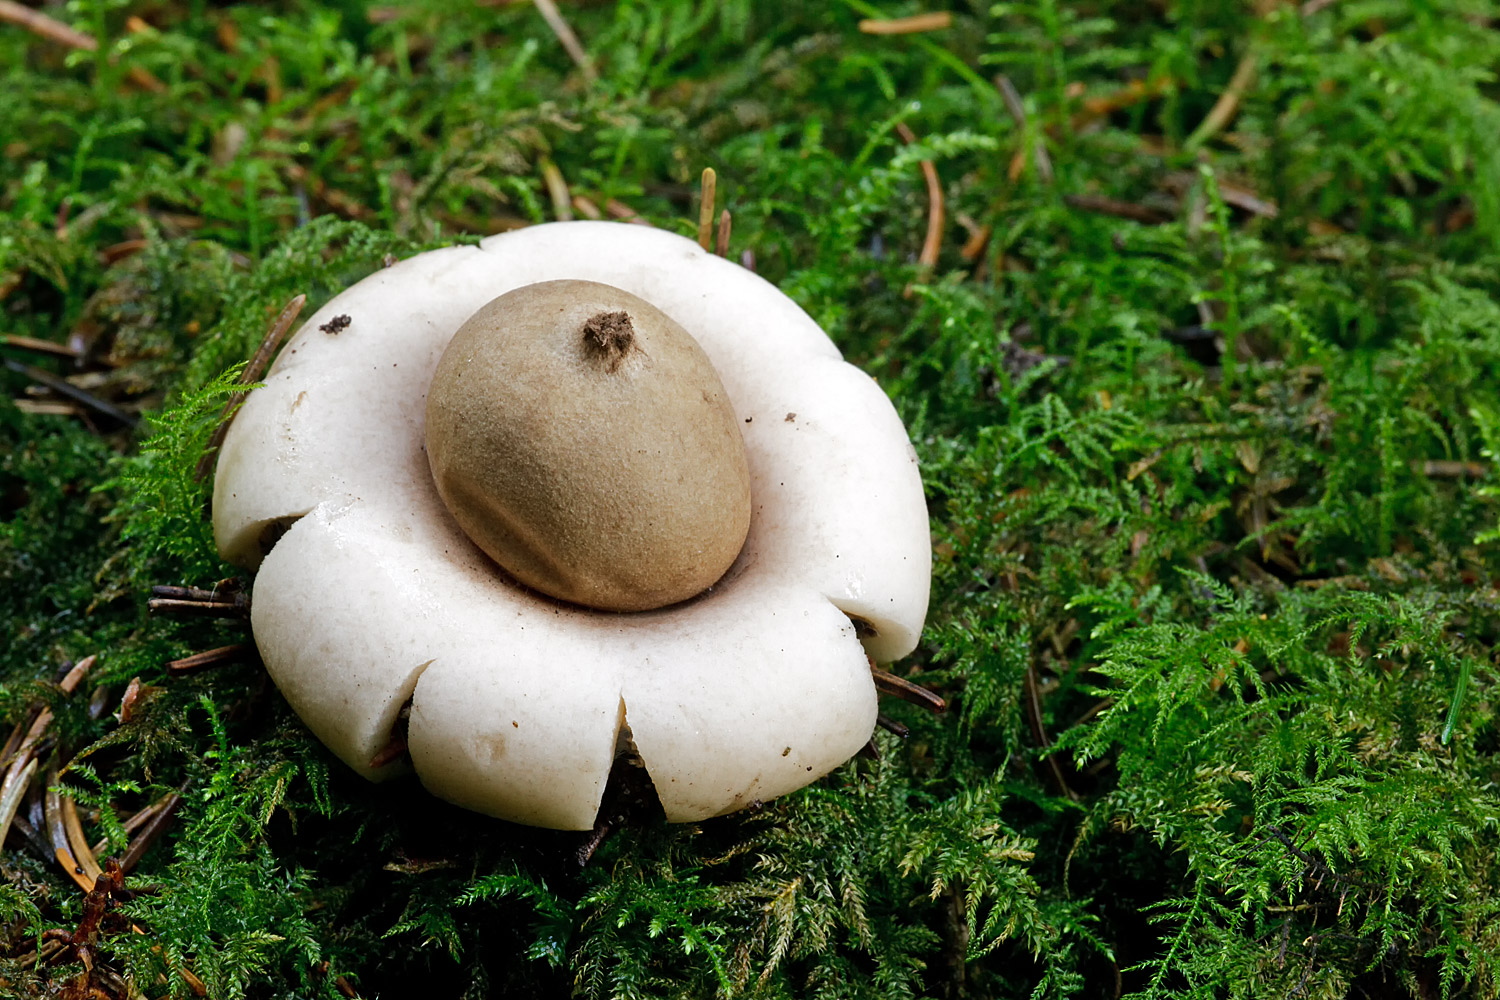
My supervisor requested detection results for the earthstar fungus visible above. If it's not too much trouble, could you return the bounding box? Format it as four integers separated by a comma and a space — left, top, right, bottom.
212, 221, 930, 830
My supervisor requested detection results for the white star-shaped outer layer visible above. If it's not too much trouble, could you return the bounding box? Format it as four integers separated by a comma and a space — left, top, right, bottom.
213, 222, 930, 830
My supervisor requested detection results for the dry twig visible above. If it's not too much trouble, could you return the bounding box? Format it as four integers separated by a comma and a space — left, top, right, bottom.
40, 858, 135, 993
148, 582, 251, 618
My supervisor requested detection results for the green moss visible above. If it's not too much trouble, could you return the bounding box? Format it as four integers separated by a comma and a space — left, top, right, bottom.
5, 1, 1500, 997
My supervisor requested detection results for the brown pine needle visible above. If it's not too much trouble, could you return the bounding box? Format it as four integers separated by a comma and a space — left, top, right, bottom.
90, 799, 164, 858
283, 164, 372, 221
180, 966, 209, 997
697, 168, 717, 250
117, 677, 147, 725
0, 0, 164, 91
715, 209, 731, 257
995, 74, 1053, 183
1162, 172, 1279, 218
895, 123, 944, 270
531, 0, 597, 83
870, 664, 947, 714
55, 655, 95, 696
0, 0, 94, 50
1065, 194, 1172, 225
1072, 76, 1175, 130
11, 401, 81, 417
1025, 665, 1079, 801
59, 790, 104, 887
3, 358, 138, 427
195, 294, 306, 482
605, 198, 651, 225
13, 938, 68, 966
995, 74, 1026, 124
1419, 460, 1487, 479
1186, 48, 1258, 150
2, 333, 81, 359
0, 652, 98, 852
241, 296, 305, 382
149, 583, 239, 602
571, 194, 603, 219
858, 12, 953, 34
120, 788, 184, 873
121, 800, 163, 834
148, 597, 249, 618
959, 223, 991, 261
369, 738, 408, 769
46, 780, 97, 892
0, 711, 32, 767
166, 642, 252, 674
540, 159, 573, 221
0, 758, 37, 857
148, 582, 251, 618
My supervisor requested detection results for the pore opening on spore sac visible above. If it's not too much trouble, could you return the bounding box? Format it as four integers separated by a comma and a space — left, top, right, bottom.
581, 310, 636, 372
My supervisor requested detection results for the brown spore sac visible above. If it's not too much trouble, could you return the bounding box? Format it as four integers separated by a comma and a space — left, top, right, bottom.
425, 279, 753, 612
